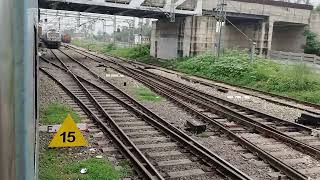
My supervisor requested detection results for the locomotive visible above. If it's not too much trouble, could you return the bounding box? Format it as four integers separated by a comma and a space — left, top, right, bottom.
42, 29, 61, 49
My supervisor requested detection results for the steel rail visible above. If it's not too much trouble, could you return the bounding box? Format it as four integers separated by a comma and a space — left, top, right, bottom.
121, 66, 320, 159
132, 67, 314, 133
63, 47, 318, 180
43, 51, 253, 180
40, 67, 159, 179
111, 65, 311, 180
65, 44, 320, 114
65, 47, 316, 135
61, 47, 311, 180
47, 50, 165, 180
62, 46, 316, 135
128, 58, 320, 115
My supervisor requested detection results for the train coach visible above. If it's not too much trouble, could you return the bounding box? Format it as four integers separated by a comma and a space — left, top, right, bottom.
61, 34, 71, 43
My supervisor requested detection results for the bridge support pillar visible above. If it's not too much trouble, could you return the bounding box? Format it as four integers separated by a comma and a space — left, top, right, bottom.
267, 18, 274, 57
259, 21, 266, 56
150, 16, 216, 59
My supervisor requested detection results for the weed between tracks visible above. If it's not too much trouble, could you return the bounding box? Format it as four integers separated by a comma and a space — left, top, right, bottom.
40, 102, 81, 124
132, 86, 163, 102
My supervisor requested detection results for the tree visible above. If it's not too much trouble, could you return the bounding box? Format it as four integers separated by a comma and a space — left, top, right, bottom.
304, 28, 320, 56
315, 4, 320, 12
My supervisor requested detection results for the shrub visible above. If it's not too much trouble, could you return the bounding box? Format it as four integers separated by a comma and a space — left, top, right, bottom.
304, 28, 320, 56
162, 49, 320, 103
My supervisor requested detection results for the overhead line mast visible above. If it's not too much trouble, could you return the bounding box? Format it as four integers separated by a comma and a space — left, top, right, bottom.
216, 0, 227, 58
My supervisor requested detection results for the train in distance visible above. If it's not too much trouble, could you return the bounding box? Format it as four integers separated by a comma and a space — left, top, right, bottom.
41, 28, 71, 49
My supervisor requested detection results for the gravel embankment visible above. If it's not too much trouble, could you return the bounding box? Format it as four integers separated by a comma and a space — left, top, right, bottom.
39, 71, 65, 107
147, 69, 304, 122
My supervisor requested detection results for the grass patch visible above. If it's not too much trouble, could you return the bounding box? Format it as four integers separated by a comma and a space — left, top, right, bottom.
71, 39, 150, 62
39, 149, 129, 180
198, 132, 209, 138
71, 40, 320, 104
132, 86, 163, 102
40, 102, 81, 124
159, 50, 320, 104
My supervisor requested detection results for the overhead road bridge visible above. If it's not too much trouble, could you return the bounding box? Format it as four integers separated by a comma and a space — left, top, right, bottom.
39, 0, 316, 59
39, 0, 203, 18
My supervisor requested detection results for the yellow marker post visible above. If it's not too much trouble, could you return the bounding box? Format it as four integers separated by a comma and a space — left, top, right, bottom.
49, 114, 88, 148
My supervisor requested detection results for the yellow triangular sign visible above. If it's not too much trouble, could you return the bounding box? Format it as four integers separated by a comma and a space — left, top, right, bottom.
49, 114, 88, 148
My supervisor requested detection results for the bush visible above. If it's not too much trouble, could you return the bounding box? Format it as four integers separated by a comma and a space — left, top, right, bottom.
315, 4, 320, 12
304, 28, 320, 56
162, 50, 320, 103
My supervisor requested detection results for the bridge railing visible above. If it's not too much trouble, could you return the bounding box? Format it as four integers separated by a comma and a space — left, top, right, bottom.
270, 50, 320, 65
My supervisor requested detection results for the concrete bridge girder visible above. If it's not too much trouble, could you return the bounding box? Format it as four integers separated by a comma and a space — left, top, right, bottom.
39, 0, 203, 17
40, 0, 313, 25
39, 0, 315, 59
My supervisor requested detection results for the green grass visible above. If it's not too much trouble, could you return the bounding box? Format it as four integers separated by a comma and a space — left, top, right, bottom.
160, 50, 320, 104
132, 86, 163, 102
39, 149, 130, 180
71, 39, 150, 62
40, 102, 81, 124
198, 132, 209, 138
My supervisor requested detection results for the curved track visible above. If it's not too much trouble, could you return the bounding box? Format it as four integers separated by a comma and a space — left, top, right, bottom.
67, 44, 320, 116
40, 49, 253, 180
63, 45, 320, 180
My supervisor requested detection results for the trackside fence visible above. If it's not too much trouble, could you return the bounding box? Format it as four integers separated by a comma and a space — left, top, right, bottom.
270, 50, 320, 65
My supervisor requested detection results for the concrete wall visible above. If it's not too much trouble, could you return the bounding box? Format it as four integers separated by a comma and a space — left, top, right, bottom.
310, 12, 320, 36
150, 16, 216, 59
223, 22, 259, 50
150, 19, 180, 59
182, 16, 216, 56
271, 24, 306, 52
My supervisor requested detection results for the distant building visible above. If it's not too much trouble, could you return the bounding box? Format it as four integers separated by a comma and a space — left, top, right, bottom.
134, 34, 150, 45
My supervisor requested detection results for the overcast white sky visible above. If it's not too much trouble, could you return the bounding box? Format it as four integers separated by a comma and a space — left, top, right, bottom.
310, 0, 319, 5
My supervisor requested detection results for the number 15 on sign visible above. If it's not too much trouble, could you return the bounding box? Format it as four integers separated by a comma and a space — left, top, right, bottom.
49, 114, 88, 148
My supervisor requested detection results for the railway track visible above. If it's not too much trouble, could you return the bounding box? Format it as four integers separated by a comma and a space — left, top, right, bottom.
63, 46, 320, 179
40, 49, 253, 180
132, 62, 320, 116
65, 44, 320, 116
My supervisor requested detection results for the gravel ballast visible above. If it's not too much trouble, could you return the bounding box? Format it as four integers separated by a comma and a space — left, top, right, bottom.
147, 68, 307, 122
65, 52, 277, 179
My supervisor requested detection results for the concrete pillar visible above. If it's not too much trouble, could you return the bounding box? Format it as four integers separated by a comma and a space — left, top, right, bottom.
150, 21, 157, 57
183, 16, 216, 56
149, 19, 180, 59
150, 16, 216, 59
310, 12, 320, 36
267, 18, 274, 57
183, 17, 192, 57
259, 21, 266, 55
